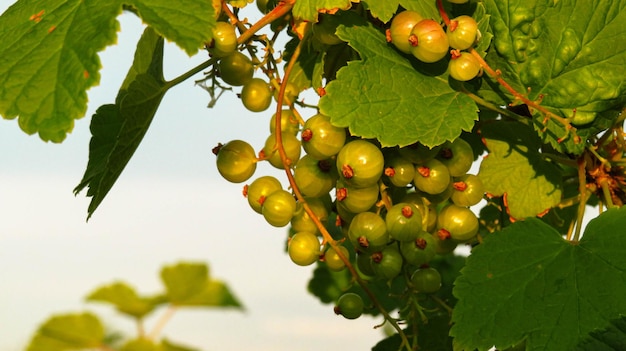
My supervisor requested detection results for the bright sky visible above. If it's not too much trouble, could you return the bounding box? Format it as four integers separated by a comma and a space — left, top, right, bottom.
0, 4, 384, 350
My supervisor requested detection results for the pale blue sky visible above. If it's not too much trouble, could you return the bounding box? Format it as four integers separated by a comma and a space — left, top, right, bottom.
0, 4, 384, 350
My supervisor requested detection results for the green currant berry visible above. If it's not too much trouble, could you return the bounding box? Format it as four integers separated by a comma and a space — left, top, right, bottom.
433, 230, 458, 255
336, 180, 379, 214
294, 156, 337, 198
270, 109, 300, 135
245, 176, 282, 214
262, 189, 296, 227
348, 212, 389, 253
389, 10, 424, 54
437, 204, 479, 241
447, 15, 478, 50
288, 231, 321, 266
417, 181, 454, 205
400, 231, 436, 266
218, 52, 254, 86
274, 82, 299, 105
256, 0, 273, 13
448, 51, 481, 81
209, 22, 237, 57
263, 132, 302, 169
436, 138, 474, 177
384, 154, 416, 187
403, 192, 438, 232
411, 267, 442, 293
324, 245, 350, 271
451, 174, 484, 207
356, 252, 375, 277
241, 78, 272, 112
336, 200, 358, 229
291, 197, 329, 234
371, 245, 403, 280
385, 203, 423, 242
414, 159, 451, 195
409, 19, 449, 63
336, 140, 384, 188
215, 140, 257, 183
302, 113, 346, 160
335, 292, 364, 319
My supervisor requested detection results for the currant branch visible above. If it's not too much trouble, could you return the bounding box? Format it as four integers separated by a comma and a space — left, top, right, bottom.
273, 28, 412, 351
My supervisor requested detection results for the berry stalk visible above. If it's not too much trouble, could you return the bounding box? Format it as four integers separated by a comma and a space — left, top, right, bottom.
273, 32, 411, 351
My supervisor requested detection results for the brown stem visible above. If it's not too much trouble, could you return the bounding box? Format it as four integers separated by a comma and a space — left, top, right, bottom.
572, 157, 589, 242
274, 32, 411, 351
468, 48, 579, 144
436, 0, 451, 26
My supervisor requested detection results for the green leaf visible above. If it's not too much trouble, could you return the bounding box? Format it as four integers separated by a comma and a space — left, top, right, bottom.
126, 0, 216, 56
318, 12, 477, 148
482, 0, 626, 153
451, 208, 626, 351
360, 0, 399, 23
120, 338, 200, 351
26, 312, 105, 351
74, 27, 167, 219
0, 0, 214, 142
86, 281, 165, 319
576, 315, 626, 351
121, 338, 159, 351
0, 0, 123, 142
160, 262, 244, 309
361, 0, 440, 24
161, 338, 200, 351
292, 0, 353, 22
307, 262, 353, 304
478, 121, 563, 219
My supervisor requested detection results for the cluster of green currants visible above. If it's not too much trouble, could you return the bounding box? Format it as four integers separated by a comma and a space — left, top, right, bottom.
387, 4, 482, 81
208, 21, 275, 112
213, 105, 484, 319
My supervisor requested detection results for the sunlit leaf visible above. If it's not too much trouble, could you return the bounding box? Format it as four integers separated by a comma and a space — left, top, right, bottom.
451, 208, 626, 351
0, 0, 214, 141
478, 121, 563, 219
319, 12, 477, 148
481, 0, 626, 154
292, 0, 353, 22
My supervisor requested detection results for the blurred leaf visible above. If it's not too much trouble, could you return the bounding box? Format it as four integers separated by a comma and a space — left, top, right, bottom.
86, 281, 165, 319
26, 312, 104, 351
451, 208, 626, 351
160, 262, 244, 309
161, 338, 200, 351
121, 338, 159, 351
